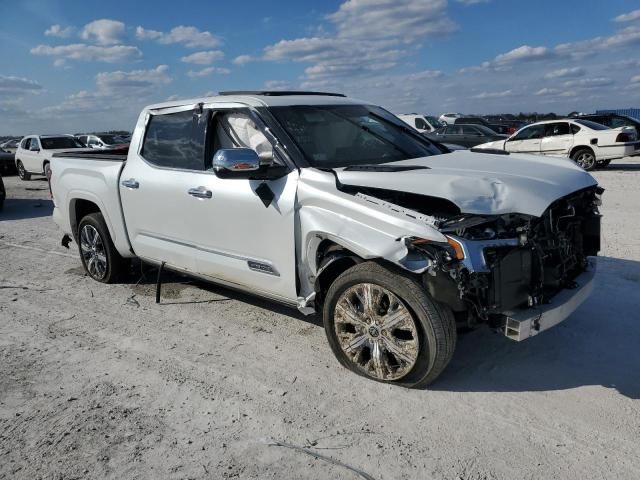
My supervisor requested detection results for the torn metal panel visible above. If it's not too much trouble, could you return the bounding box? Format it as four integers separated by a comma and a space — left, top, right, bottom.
296, 168, 445, 299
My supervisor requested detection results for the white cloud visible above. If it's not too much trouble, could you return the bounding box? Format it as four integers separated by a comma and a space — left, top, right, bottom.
187, 67, 230, 78
562, 77, 613, 88
42, 65, 172, 120
264, 80, 292, 90
630, 75, 640, 83
240, 0, 455, 86
96, 65, 172, 92
555, 25, 640, 57
0, 75, 44, 96
80, 19, 125, 45
456, 0, 491, 4
613, 9, 640, 23
494, 45, 552, 65
544, 67, 585, 79
45, 24, 73, 38
30, 43, 142, 63
471, 89, 514, 99
136, 25, 220, 48
233, 54, 253, 65
180, 50, 224, 65
328, 0, 456, 42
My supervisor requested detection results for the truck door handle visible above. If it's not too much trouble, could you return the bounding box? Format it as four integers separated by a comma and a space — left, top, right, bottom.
188, 187, 212, 199
121, 178, 139, 189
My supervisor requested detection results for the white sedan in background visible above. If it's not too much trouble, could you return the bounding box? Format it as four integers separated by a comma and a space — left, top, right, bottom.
475, 119, 639, 170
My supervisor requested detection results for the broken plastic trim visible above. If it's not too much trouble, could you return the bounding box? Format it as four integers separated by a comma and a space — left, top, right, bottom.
355, 193, 438, 226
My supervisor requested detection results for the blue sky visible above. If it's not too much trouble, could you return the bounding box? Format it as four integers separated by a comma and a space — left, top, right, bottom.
1, 0, 640, 134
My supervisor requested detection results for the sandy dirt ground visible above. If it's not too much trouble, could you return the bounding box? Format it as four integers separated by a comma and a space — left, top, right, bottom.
1, 158, 640, 480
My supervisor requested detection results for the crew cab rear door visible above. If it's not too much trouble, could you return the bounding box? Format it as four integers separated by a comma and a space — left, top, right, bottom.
540, 122, 574, 157
119, 104, 299, 302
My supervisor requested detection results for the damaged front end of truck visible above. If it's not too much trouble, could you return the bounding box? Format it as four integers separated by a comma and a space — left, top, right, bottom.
408, 185, 602, 339
297, 163, 602, 341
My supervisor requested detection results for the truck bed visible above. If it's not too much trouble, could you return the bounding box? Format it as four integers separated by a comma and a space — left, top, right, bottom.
50, 152, 132, 257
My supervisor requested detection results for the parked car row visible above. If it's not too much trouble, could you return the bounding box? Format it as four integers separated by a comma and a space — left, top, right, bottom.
397, 110, 640, 170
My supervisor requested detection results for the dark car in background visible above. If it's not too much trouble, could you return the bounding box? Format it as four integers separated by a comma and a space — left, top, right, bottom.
0, 139, 20, 174
426, 124, 508, 148
1, 138, 21, 154
76, 134, 129, 150
487, 123, 517, 135
0, 172, 5, 211
454, 117, 523, 135
576, 114, 640, 136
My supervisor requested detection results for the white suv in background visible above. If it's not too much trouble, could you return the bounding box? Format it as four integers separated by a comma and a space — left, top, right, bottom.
439, 113, 462, 125
397, 114, 443, 133
14, 135, 85, 180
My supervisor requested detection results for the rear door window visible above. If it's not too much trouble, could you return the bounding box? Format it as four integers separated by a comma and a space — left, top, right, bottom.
544, 122, 570, 136
141, 110, 209, 170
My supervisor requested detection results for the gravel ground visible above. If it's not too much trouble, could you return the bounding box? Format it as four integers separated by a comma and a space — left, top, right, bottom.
1, 159, 640, 480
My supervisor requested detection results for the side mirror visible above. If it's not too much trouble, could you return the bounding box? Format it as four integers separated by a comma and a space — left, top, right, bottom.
212, 148, 261, 178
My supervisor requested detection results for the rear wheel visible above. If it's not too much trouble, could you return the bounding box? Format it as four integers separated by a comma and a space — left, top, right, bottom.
78, 212, 127, 283
16, 160, 30, 180
571, 148, 596, 171
323, 261, 456, 388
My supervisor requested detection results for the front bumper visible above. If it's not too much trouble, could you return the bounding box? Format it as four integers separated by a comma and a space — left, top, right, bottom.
502, 258, 596, 341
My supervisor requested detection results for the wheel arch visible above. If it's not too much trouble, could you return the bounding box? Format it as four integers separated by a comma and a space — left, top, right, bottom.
69, 197, 109, 243
569, 144, 594, 159
314, 239, 363, 306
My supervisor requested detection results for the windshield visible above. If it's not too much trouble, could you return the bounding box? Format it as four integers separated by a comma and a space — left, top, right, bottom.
474, 124, 499, 135
425, 116, 443, 128
269, 104, 442, 168
40, 137, 83, 149
574, 119, 609, 131
99, 135, 126, 145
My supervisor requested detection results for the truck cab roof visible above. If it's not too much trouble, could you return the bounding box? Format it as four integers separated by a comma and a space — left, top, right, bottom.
145, 91, 365, 112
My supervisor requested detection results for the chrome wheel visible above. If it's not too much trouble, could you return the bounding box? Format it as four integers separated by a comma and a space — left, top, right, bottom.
574, 151, 595, 170
80, 224, 108, 280
333, 283, 419, 381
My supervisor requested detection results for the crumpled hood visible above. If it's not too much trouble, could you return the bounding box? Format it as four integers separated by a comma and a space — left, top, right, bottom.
334, 150, 597, 217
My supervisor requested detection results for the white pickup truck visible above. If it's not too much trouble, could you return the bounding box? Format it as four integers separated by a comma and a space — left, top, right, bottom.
50, 91, 602, 387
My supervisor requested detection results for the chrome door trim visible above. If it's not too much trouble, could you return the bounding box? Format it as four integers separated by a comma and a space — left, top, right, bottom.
139, 232, 280, 276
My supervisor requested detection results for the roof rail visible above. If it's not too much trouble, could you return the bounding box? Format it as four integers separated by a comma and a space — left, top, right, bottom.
219, 90, 346, 97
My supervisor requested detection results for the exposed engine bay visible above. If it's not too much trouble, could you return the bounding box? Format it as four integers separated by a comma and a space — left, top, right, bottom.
344, 184, 603, 327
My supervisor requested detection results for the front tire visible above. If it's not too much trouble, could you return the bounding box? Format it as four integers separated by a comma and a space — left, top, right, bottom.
323, 262, 456, 388
571, 148, 596, 171
16, 160, 30, 180
78, 212, 127, 283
